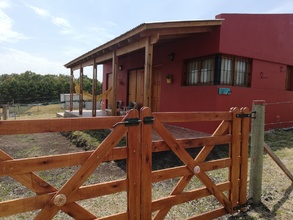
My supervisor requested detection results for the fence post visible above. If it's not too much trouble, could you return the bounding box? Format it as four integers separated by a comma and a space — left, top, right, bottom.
249, 100, 265, 205
3, 105, 8, 120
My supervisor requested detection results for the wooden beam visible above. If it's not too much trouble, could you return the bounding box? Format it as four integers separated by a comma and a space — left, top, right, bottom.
144, 37, 153, 107
92, 59, 97, 117
111, 51, 118, 116
79, 66, 83, 115
70, 69, 74, 111
140, 26, 213, 37
116, 38, 146, 56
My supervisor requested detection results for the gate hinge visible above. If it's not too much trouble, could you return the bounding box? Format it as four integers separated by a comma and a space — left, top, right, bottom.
236, 111, 256, 119
143, 116, 154, 125
113, 118, 141, 127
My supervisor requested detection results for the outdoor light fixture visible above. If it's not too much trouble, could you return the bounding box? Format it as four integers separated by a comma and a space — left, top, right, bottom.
169, 53, 175, 61
119, 65, 123, 71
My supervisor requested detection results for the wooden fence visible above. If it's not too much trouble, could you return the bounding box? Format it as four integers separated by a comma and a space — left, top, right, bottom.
0, 107, 250, 219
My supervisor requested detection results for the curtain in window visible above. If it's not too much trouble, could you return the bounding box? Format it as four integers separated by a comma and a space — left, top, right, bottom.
221, 57, 232, 85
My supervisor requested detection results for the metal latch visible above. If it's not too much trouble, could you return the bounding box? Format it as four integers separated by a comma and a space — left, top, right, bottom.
113, 118, 141, 127
143, 116, 154, 124
236, 111, 256, 119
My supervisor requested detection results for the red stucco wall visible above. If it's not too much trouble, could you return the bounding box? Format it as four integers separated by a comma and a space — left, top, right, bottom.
103, 14, 293, 133
216, 13, 293, 65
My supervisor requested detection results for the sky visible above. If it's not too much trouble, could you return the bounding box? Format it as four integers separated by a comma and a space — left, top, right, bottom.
1, 0, 293, 82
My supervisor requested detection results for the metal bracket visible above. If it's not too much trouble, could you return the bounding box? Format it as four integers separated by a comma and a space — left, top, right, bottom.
143, 116, 154, 125
113, 118, 141, 128
236, 111, 256, 119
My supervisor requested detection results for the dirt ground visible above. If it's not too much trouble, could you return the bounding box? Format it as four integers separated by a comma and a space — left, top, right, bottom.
0, 130, 292, 219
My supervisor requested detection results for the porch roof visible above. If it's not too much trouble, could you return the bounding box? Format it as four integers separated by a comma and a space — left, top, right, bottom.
64, 19, 223, 70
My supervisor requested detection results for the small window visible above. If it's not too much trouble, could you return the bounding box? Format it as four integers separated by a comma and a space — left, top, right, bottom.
185, 55, 214, 85
286, 66, 293, 91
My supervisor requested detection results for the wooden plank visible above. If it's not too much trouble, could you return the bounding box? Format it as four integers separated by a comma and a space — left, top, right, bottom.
152, 158, 231, 183
34, 114, 129, 219
0, 180, 127, 217
239, 107, 250, 208
126, 110, 140, 220
152, 134, 231, 152
152, 182, 230, 212
97, 212, 128, 220
0, 150, 96, 219
70, 179, 127, 202
140, 107, 153, 219
264, 142, 293, 181
0, 147, 127, 176
229, 108, 241, 211
187, 207, 228, 220
0, 192, 54, 217
153, 111, 232, 122
0, 117, 122, 135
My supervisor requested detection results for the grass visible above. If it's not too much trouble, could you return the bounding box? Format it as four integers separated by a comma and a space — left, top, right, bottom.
7, 104, 63, 119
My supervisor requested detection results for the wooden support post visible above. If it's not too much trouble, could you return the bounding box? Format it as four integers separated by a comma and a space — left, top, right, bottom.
92, 59, 97, 117
144, 37, 153, 108
249, 100, 265, 205
79, 67, 84, 115
111, 51, 118, 116
70, 69, 73, 111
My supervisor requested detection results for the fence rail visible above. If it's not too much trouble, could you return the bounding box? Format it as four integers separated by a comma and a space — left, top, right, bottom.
0, 107, 250, 219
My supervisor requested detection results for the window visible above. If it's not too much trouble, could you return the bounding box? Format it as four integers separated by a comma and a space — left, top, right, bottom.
185, 55, 214, 85
220, 55, 251, 87
286, 66, 293, 91
184, 54, 251, 87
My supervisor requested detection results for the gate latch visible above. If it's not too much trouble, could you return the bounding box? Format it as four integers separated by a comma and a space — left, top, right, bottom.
236, 111, 256, 119
113, 118, 141, 127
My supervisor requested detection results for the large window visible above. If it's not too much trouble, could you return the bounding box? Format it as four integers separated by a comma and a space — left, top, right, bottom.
184, 54, 251, 87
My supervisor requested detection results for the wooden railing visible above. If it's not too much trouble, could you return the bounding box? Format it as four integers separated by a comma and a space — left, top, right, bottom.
0, 107, 250, 219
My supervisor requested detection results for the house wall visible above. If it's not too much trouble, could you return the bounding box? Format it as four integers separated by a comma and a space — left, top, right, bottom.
216, 14, 293, 65
103, 14, 293, 133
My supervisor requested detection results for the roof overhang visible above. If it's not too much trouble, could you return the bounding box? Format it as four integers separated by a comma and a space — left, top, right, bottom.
64, 19, 223, 70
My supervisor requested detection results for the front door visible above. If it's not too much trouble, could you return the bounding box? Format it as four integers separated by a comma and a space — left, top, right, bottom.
151, 65, 161, 112
128, 69, 144, 107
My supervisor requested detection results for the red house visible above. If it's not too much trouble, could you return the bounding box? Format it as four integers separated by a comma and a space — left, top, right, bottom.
65, 14, 293, 133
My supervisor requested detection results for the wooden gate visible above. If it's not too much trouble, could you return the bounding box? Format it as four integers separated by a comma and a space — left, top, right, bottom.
0, 107, 250, 219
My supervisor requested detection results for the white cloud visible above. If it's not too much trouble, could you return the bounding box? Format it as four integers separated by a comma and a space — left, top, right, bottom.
27, 4, 50, 17
52, 17, 73, 34
27, 4, 73, 35
0, 48, 67, 75
0, 1, 27, 43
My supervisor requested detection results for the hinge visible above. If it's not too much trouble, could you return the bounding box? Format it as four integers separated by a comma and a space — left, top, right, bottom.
113, 118, 141, 128
236, 111, 256, 119
143, 116, 154, 125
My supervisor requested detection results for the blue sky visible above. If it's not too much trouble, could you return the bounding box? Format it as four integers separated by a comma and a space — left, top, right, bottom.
1, 0, 293, 82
